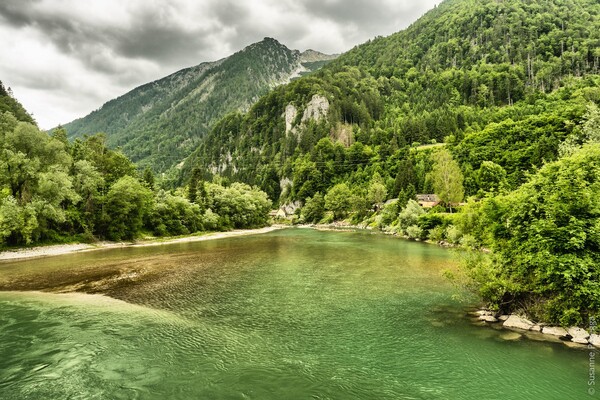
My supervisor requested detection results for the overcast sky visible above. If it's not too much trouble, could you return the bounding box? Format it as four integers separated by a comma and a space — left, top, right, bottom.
0, 0, 439, 129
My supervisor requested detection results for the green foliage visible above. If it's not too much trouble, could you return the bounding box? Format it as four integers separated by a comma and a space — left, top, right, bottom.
429, 149, 464, 210
206, 182, 272, 229
0, 106, 272, 246
476, 161, 507, 195
406, 225, 424, 240
103, 176, 152, 241
398, 200, 425, 232
301, 193, 325, 224
559, 103, 600, 156
462, 145, 600, 325
146, 191, 203, 236
367, 173, 388, 207
0, 82, 35, 125
324, 183, 352, 220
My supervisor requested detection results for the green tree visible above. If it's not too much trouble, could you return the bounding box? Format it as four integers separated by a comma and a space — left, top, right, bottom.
367, 172, 388, 209
103, 176, 152, 240
398, 199, 425, 231
146, 190, 203, 236
301, 193, 325, 224
292, 155, 321, 200
476, 161, 507, 195
206, 182, 271, 229
430, 149, 464, 212
142, 167, 155, 190
324, 183, 352, 220
187, 167, 202, 203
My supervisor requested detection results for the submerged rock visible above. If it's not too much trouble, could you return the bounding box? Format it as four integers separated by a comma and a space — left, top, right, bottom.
479, 315, 498, 323
500, 332, 522, 341
563, 341, 587, 349
503, 315, 534, 330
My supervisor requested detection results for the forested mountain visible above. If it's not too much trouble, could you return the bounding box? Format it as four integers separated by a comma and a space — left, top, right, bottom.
185, 0, 599, 200
64, 38, 336, 174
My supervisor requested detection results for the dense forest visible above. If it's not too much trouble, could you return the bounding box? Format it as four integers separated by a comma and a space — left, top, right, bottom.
182, 0, 600, 326
0, 86, 271, 245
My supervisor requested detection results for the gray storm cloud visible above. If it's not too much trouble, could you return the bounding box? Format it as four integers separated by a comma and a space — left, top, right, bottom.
0, 0, 438, 128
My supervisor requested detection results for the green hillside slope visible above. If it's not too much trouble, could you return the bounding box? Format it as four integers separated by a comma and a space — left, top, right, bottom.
0, 81, 35, 124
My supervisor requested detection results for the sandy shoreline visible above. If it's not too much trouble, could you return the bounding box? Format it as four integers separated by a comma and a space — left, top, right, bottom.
0, 226, 285, 262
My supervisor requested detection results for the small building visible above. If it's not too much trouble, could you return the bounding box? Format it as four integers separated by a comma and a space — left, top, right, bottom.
416, 194, 440, 208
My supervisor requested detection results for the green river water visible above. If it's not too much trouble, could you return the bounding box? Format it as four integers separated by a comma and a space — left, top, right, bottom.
0, 229, 590, 399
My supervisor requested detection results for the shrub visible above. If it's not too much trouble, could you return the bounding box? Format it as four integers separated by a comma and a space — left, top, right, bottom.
406, 225, 424, 240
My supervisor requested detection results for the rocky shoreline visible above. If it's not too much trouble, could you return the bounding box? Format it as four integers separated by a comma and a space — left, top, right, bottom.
472, 309, 599, 348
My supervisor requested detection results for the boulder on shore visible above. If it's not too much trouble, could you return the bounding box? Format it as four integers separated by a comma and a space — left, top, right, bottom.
530, 325, 542, 332
568, 327, 590, 344
503, 315, 534, 330
589, 334, 600, 347
479, 315, 498, 323
542, 326, 569, 338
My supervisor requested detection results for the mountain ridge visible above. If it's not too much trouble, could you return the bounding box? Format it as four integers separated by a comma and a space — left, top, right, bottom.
63, 38, 336, 176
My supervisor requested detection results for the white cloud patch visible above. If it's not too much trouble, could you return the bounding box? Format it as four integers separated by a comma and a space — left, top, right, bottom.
0, 0, 438, 129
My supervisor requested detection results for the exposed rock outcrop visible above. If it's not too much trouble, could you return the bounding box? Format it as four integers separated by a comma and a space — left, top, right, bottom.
285, 104, 297, 135
301, 95, 329, 123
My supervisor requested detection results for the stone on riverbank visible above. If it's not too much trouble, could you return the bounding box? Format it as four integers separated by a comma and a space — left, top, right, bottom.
503, 315, 534, 330
530, 325, 542, 332
589, 334, 600, 347
479, 315, 498, 323
541, 326, 569, 338
567, 327, 590, 344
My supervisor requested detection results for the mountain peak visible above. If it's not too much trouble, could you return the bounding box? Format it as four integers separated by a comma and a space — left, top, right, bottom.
64, 37, 336, 173
261, 37, 281, 45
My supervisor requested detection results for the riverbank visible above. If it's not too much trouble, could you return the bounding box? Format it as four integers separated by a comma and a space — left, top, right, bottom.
471, 309, 600, 349
0, 226, 285, 262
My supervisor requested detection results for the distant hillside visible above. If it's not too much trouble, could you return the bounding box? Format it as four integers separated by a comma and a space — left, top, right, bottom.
64, 38, 336, 174
183, 0, 600, 200
0, 81, 35, 124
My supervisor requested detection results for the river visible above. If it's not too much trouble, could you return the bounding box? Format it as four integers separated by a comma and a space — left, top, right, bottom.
0, 229, 588, 399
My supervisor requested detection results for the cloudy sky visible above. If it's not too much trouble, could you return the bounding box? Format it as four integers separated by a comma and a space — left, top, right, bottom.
0, 0, 439, 129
